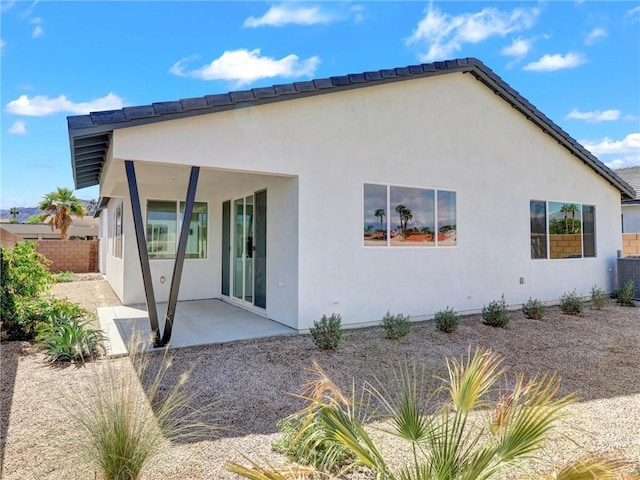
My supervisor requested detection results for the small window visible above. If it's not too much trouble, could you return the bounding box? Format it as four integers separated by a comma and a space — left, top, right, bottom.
114, 202, 123, 259
146, 200, 207, 259
364, 183, 456, 247
530, 200, 596, 259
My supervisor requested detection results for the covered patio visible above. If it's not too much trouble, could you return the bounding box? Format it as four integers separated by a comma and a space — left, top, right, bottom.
98, 299, 296, 356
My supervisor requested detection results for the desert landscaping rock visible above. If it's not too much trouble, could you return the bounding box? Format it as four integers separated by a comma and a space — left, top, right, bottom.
1, 277, 639, 479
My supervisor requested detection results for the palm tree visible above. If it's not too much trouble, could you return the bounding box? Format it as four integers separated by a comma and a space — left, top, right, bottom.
227, 348, 626, 480
567, 204, 579, 233
395, 204, 413, 232
9, 207, 19, 223
374, 208, 385, 232
38, 187, 85, 240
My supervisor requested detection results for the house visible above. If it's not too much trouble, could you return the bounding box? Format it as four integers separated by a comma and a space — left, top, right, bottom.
0, 216, 99, 241
615, 166, 640, 233
67, 57, 634, 344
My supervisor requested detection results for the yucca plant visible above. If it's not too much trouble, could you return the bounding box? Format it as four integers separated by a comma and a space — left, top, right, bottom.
227, 347, 628, 480
67, 336, 219, 480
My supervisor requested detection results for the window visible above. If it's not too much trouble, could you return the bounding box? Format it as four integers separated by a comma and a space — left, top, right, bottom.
114, 202, 123, 259
364, 183, 456, 247
530, 200, 596, 259
146, 200, 207, 259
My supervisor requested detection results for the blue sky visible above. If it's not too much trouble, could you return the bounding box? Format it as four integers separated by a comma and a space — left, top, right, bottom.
1, 1, 639, 209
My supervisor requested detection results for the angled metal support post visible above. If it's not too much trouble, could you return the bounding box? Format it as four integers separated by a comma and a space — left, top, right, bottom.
160, 166, 200, 346
125, 160, 161, 347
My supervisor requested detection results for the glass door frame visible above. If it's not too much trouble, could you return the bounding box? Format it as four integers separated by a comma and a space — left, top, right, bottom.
222, 190, 267, 312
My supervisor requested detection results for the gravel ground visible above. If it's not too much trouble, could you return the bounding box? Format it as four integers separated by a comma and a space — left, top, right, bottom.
1, 277, 639, 479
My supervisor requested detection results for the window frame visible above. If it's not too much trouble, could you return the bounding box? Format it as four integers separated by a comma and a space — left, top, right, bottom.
146, 199, 208, 260
530, 199, 596, 260
363, 182, 457, 248
114, 201, 123, 259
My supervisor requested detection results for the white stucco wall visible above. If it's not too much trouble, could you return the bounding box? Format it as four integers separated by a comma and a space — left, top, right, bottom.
106, 72, 623, 330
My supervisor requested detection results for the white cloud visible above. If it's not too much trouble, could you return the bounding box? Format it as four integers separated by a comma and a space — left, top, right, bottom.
627, 6, 640, 18
170, 49, 320, 87
584, 27, 606, 45
500, 37, 533, 57
0, 39, 5, 49
244, 4, 335, 28
8, 120, 27, 135
5, 92, 125, 116
406, 5, 539, 62
0, 1, 15, 13
566, 108, 620, 123
30, 17, 43, 38
523, 52, 586, 71
582, 133, 640, 169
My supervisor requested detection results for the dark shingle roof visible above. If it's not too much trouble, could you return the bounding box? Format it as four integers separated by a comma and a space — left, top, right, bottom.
616, 166, 640, 203
67, 57, 635, 199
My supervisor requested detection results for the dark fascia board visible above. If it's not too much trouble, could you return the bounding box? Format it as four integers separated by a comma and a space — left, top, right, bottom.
68, 57, 635, 199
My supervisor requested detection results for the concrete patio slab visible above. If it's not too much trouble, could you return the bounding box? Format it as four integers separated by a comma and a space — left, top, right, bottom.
97, 299, 296, 356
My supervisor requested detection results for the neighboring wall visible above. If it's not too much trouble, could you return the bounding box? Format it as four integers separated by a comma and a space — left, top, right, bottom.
35, 240, 98, 273
0, 228, 22, 249
622, 233, 640, 257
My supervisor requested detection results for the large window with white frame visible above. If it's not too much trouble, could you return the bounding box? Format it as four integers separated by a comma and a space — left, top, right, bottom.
530, 200, 596, 259
364, 183, 457, 247
146, 200, 207, 259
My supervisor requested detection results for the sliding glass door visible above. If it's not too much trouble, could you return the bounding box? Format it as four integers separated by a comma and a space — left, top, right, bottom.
223, 190, 266, 309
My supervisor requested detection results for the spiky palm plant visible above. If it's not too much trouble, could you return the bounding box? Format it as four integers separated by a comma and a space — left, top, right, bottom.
227, 347, 627, 480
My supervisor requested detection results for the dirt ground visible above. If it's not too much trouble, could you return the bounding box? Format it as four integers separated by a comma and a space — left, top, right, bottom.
1, 277, 639, 479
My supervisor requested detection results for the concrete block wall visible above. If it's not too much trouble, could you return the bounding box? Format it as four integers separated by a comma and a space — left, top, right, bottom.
0, 228, 22, 249
622, 233, 640, 257
35, 240, 98, 273
549, 234, 582, 259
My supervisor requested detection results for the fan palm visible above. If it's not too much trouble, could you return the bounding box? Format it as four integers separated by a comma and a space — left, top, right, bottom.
227, 347, 627, 480
38, 187, 85, 240
9, 207, 19, 222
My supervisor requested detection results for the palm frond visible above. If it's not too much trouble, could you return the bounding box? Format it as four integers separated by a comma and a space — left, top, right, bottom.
537, 455, 630, 480
445, 347, 505, 414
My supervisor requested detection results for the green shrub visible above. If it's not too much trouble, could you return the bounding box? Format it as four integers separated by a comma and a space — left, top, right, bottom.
590, 285, 610, 310
522, 298, 546, 320
616, 280, 635, 306
53, 271, 75, 283
272, 417, 353, 471
6, 297, 93, 341
310, 314, 343, 350
36, 316, 104, 363
434, 307, 459, 333
4, 242, 52, 297
482, 295, 509, 328
0, 248, 17, 338
380, 310, 411, 339
559, 290, 584, 315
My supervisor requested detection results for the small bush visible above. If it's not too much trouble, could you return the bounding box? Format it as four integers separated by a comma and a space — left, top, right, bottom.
381, 310, 411, 339
434, 307, 459, 333
36, 316, 104, 363
616, 280, 635, 306
53, 271, 75, 283
272, 417, 353, 471
0, 248, 17, 339
522, 298, 546, 320
4, 242, 52, 297
310, 314, 343, 350
590, 285, 610, 310
482, 295, 509, 328
7, 297, 93, 341
559, 290, 584, 315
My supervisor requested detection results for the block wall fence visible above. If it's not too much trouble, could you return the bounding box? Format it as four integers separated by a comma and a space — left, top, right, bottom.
35, 240, 98, 273
622, 233, 640, 257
